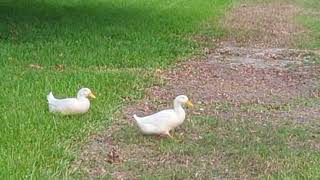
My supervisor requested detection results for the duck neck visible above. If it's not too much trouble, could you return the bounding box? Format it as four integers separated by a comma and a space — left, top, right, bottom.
174, 101, 184, 113
77, 94, 87, 100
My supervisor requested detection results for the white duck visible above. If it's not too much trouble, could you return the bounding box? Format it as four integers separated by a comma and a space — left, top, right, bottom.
47, 88, 96, 115
133, 95, 193, 138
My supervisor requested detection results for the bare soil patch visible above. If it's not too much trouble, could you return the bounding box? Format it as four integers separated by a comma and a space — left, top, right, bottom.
145, 47, 319, 105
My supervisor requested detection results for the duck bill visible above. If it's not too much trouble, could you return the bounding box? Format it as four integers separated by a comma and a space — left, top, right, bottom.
186, 100, 193, 107
89, 93, 96, 99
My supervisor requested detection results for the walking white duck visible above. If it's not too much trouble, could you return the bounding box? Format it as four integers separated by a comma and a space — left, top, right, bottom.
133, 95, 193, 138
47, 88, 96, 115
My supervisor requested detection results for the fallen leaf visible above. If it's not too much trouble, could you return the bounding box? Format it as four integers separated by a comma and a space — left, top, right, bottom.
29, 64, 43, 69
105, 147, 120, 164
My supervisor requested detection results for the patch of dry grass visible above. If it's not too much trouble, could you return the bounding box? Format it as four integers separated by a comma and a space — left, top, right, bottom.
222, 2, 305, 48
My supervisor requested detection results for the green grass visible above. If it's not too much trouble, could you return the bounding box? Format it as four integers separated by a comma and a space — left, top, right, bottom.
0, 0, 231, 178
298, 15, 320, 49
293, 0, 320, 49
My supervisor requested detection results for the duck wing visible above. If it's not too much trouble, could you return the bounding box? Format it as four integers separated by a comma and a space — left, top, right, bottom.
48, 95, 79, 114
134, 109, 176, 134
137, 109, 176, 123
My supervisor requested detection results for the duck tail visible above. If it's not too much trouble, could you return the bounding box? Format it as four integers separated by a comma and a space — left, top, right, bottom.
47, 92, 55, 102
133, 114, 140, 122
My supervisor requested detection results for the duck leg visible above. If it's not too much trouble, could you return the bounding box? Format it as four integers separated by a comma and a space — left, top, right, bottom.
171, 129, 176, 137
166, 131, 174, 139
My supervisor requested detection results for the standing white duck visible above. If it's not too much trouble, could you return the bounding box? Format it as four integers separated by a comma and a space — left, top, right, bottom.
47, 88, 96, 115
133, 95, 193, 138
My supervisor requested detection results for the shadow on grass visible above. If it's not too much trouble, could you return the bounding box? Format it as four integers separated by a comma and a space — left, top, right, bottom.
0, 0, 195, 43
0, 0, 206, 67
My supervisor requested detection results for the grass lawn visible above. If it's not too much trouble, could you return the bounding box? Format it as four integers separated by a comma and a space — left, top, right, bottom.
0, 0, 231, 178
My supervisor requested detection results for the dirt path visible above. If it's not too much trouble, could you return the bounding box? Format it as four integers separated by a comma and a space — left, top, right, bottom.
71, 2, 320, 178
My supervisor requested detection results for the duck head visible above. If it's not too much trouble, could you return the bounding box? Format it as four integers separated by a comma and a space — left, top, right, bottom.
174, 95, 193, 107
77, 88, 96, 99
